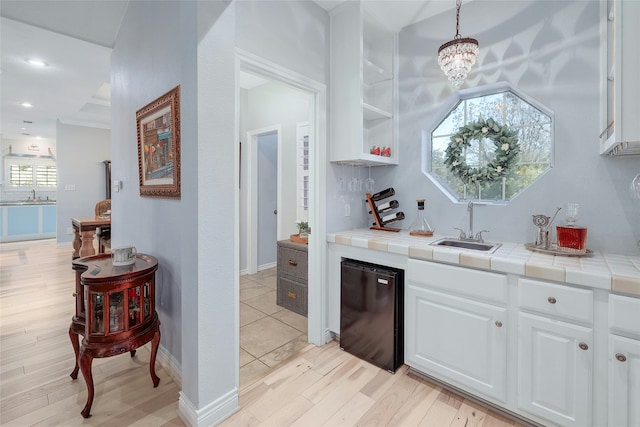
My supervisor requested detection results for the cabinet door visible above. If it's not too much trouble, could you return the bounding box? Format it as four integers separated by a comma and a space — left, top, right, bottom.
609, 335, 640, 427
518, 312, 592, 426
405, 283, 507, 402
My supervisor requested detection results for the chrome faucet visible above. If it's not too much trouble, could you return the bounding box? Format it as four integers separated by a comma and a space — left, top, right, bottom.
31, 189, 36, 201
454, 201, 489, 243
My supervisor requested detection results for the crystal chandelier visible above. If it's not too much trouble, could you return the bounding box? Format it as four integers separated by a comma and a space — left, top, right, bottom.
437, 0, 479, 88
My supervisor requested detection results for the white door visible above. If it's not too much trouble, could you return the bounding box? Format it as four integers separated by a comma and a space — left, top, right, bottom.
609, 334, 640, 427
518, 312, 593, 426
257, 132, 277, 268
405, 284, 507, 402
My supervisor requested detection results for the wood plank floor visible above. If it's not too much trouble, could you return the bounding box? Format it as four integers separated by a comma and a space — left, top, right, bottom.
1, 239, 528, 426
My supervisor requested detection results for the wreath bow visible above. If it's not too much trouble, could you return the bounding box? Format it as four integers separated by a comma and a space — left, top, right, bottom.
444, 118, 520, 186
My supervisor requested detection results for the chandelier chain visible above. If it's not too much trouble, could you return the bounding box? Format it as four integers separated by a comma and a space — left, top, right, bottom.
455, 0, 462, 39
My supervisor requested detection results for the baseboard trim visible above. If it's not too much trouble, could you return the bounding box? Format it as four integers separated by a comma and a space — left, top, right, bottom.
157, 344, 182, 388
258, 262, 276, 271
178, 389, 238, 427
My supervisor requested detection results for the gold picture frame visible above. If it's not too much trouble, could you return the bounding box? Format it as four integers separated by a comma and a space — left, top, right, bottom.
136, 85, 181, 198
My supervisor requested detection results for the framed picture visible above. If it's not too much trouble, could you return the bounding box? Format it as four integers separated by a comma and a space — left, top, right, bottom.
136, 85, 181, 198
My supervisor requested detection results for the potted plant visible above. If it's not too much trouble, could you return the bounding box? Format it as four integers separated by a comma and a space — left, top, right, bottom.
296, 221, 309, 238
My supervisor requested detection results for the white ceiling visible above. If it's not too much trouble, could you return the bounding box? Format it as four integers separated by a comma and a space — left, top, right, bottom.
0, 0, 458, 146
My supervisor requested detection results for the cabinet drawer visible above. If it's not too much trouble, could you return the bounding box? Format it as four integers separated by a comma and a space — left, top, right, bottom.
278, 246, 308, 281
408, 259, 507, 304
609, 294, 640, 338
277, 276, 307, 317
518, 278, 593, 323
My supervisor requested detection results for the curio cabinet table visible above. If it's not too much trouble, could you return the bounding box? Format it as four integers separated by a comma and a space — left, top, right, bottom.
68, 253, 160, 418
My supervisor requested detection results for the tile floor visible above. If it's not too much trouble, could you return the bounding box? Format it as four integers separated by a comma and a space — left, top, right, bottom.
239, 267, 309, 387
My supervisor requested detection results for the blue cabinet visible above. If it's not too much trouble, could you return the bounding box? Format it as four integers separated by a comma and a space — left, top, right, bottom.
0, 204, 56, 242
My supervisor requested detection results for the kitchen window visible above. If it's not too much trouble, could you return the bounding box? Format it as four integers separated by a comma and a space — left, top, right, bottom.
424, 83, 554, 203
4, 158, 57, 190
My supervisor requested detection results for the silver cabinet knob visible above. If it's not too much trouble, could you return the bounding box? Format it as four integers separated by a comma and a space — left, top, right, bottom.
616, 353, 627, 362
495, 320, 503, 328
548, 296, 557, 304
579, 342, 589, 351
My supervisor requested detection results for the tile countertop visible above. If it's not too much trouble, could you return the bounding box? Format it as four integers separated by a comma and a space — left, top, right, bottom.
327, 229, 640, 297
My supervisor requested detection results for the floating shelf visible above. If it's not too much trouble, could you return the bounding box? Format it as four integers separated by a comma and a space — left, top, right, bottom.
363, 103, 392, 121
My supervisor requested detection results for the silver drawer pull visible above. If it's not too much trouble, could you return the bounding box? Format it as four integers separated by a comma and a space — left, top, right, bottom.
288, 260, 298, 266
616, 353, 627, 362
495, 320, 503, 328
579, 342, 589, 351
548, 296, 557, 304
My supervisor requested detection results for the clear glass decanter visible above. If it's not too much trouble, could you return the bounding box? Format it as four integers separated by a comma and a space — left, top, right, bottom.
408, 199, 434, 237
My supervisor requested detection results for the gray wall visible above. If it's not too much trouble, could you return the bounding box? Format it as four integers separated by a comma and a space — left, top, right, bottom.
56, 123, 110, 245
371, 0, 639, 255
110, 0, 328, 422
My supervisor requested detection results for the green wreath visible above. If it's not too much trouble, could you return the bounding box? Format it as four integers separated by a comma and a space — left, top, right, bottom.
444, 117, 520, 186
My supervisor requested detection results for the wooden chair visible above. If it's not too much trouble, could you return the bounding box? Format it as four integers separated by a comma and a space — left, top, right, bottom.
95, 199, 111, 253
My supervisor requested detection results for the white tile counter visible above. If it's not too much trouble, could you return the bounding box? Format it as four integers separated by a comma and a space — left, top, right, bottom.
327, 228, 640, 297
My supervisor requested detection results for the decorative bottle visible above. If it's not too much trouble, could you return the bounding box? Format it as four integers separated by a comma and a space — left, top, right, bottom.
556, 203, 587, 252
408, 199, 434, 237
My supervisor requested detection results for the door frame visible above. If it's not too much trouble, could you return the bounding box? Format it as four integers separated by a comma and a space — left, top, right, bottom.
236, 49, 328, 346
246, 125, 281, 275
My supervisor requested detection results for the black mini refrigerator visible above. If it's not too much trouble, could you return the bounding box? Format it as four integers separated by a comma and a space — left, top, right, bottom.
340, 259, 404, 373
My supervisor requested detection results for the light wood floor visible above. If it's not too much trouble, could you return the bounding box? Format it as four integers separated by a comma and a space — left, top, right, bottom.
1, 239, 528, 426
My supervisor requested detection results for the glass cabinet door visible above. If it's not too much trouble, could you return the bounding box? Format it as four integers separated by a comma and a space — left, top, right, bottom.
109, 291, 124, 333
91, 293, 104, 334
144, 282, 150, 319
128, 287, 141, 327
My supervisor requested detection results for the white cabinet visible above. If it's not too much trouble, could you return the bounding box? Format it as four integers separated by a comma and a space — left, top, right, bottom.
609, 335, 640, 426
599, 0, 640, 155
517, 312, 593, 426
608, 293, 640, 426
406, 260, 508, 402
517, 278, 594, 426
329, 1, 398, 165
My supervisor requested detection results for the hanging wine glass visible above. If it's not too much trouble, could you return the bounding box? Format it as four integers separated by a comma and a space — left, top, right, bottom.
365, 166, 375, 192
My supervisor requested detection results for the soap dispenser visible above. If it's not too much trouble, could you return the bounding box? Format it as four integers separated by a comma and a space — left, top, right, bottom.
408, 199, 434, 237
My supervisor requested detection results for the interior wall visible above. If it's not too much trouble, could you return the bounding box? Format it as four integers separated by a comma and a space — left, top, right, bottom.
240, 81, 311, 272
55, 123, 110, 245
110, 0, 198, 388
376, 0, 640, 255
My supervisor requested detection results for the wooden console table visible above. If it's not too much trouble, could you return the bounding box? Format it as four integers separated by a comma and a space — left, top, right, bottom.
69, 253, 160, 418
71, 216, 111, 259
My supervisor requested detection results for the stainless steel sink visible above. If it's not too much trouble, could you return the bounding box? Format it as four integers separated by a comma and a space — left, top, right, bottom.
430, 238, 502, 253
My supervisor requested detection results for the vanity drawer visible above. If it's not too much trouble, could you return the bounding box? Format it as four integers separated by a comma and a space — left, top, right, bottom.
609, 294, 640, 338
277, 246, 308, 281
518, 278, 593, 323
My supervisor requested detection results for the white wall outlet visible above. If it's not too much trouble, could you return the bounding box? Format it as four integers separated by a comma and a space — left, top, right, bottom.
113, 179, 122, 192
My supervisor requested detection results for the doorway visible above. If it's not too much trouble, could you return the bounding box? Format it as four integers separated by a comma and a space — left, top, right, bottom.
237, 51, 327, 388
257, 132, 278, 269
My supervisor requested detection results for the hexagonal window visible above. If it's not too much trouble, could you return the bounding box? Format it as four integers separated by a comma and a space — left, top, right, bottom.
423, 83, 553, 203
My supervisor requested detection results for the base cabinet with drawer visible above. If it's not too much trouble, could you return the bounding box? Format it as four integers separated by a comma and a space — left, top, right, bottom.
276, 240, 308, 317
608, 294, 640, 426
516, 278, 594, 427
406, 259, 508, 403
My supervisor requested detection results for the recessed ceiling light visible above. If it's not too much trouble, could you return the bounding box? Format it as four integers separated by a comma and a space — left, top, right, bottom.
26, 58, 48, 67
23, 120, 33, 123
21, 127, 27, 130
20, 102, 33, 108
22, 132, 31, 136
